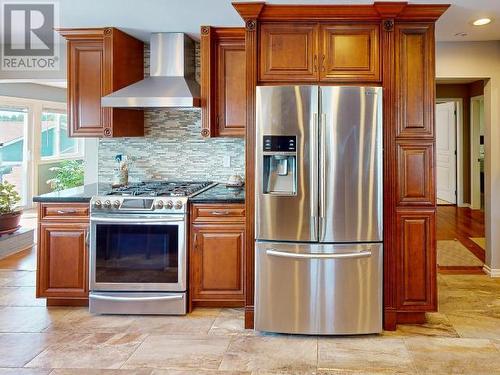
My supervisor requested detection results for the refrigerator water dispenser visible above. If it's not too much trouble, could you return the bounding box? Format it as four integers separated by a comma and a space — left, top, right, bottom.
262, 135, 297, 195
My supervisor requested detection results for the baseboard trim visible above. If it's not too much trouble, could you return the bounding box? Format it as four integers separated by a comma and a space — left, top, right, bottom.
483, 265, 500, 277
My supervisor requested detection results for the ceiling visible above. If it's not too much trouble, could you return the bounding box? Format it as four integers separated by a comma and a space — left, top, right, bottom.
56, 0, 500, 43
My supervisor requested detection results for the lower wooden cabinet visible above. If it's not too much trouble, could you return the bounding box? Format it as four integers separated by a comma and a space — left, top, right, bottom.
36, 203, 89, 305
396, 209, 436, 311
190, 203, 245, 307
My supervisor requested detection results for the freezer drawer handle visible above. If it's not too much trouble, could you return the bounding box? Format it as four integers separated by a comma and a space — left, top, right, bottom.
266, 249, 372, 259
90, 294, 184, 302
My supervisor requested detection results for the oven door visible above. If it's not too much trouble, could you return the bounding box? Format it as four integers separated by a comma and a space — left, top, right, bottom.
89, 214, 186, 292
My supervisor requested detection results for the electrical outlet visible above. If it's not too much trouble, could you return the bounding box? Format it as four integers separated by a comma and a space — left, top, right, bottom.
223, 155, 231, 168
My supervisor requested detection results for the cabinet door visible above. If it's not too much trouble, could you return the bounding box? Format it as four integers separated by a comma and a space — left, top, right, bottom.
396, 210, 436, 311
216, 38, 246, 136
67, 40, 109, 137
191, 225, 245, 304
259, 23, 319, 82
320, 24, 380, 82
395, 24, 434, 138
37, 222, 88, 298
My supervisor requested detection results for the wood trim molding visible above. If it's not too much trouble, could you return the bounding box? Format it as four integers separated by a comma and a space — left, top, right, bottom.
200, 26, 214, 137
234, 2, 449, 22
232, 2, 265, 21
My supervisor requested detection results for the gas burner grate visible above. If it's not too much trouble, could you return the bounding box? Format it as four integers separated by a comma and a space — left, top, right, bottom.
107, 181, 213, 197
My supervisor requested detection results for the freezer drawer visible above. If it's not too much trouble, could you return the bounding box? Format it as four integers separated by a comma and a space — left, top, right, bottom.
255, 241, 382, 335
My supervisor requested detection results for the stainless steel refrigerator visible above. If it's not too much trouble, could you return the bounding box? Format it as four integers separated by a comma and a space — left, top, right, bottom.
255, 85, 383, 335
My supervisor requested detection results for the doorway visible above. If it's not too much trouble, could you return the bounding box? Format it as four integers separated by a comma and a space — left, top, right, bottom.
435, 80, 486, 274
436, 100, 457, 205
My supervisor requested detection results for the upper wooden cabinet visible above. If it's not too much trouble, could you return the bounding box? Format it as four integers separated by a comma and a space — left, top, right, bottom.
320, 24, 380, 82
259, 23, 319, 82
395, 23, 435, 138
201, 27, 246, 137
258, 22, 380, 83
58, 28, 144, 137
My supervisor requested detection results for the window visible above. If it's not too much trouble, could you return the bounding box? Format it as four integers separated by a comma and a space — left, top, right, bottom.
0, 106, 28, 206
41, 110, 80, 159
0, 96, 85, 208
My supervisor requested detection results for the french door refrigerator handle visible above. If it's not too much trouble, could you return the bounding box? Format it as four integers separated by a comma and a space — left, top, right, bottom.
266, 249, 372, 259
311, 112, 319, 240
320, 112, 327, 220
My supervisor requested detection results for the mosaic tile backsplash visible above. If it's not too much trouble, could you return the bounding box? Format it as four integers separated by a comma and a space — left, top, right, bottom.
98, 42, 245, 184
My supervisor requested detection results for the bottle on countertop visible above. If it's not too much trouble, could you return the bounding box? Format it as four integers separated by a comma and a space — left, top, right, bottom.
112, 154, 129, 187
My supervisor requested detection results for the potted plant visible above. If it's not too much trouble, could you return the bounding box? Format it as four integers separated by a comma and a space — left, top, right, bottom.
0, 181, 22, 235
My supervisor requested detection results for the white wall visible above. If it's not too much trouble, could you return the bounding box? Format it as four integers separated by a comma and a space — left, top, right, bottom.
436, 41, 500, 275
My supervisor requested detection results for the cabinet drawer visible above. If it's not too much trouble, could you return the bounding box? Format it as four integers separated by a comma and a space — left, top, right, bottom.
39, 203, 89, 221
191, 204, 245, 223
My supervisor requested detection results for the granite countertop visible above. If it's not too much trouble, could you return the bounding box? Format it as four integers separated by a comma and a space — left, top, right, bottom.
32, 183, 108, 203
190, 183, 245, 204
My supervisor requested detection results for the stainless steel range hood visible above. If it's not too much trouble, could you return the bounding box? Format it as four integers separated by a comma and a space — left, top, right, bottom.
101, 33, 200, 108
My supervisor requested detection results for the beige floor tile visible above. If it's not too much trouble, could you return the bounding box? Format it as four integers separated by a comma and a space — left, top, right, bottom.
219, 335, 317, 373
0, 286, 46, 307
25, 332, 147, 369
0, 332, 69, 367
440, 274, 500, 291
383, 313, 459, 338
317, 337, 415, 373
0, 369, 51, 375
123, 334, 230, 370
151, 370, 249, 375
44, 308, 138, 333
2, 271, 36, 287
0, 271, 34, 286
125, 314, 216, 335
405, 337, 500, 374
50, 369, 153, 374
446, 311, 500, 339
438, 289, 488, 313
0, 307, 70, 333
209, 309, 248, 336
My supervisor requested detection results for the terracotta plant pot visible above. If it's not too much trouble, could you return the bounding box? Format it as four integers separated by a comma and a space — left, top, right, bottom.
0, 211, 22, 235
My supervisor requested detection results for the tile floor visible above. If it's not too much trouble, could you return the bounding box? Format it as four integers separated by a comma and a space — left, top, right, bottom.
0, 257, 499, 373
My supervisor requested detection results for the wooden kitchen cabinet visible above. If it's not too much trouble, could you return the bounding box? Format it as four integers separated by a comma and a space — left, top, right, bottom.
259, 23, 319, 82
36, 203, 90, 306
201, 27, 246, 137
396, 209, 436, 311
57, 28, 144, 137
258, 22, 380, 83
189, 203, 245, 307
319, 24, 380, 82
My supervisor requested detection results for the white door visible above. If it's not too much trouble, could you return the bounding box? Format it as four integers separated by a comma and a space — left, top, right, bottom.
436, 102, 457, 204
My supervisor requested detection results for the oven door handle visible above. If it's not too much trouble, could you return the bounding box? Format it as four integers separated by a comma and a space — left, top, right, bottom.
90, 294, 184, 302
91, 216, 184, 224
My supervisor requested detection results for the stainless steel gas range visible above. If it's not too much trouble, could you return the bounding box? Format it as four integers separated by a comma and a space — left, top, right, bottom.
89, 181, 213, 315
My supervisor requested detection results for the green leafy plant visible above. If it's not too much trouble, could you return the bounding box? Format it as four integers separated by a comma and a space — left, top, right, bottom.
0, 181, 21, 215
46, 160, 84, 191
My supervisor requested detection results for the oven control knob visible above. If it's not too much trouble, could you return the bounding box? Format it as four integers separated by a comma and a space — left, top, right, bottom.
93, 200, 102, 209
156, 200, 164, 209
113, 200, 121, 209
174, 200, 183, 210
166, 200, 174, 209
104, 200, 111, 209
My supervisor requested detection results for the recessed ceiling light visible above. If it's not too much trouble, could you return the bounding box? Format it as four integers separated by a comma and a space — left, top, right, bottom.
454, 32, 468, 37
472, 18, 492, 26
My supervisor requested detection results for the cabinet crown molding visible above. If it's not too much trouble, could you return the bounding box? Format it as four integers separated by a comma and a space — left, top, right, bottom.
232, 2, 449, 22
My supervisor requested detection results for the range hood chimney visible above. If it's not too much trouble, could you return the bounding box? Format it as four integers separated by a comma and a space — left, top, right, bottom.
101, 33, 200, 108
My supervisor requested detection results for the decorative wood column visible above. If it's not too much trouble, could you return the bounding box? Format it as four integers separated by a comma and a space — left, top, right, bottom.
232, 1, 264, 329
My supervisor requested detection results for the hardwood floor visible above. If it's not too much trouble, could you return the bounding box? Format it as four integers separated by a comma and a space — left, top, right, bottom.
436, 205, 485, 273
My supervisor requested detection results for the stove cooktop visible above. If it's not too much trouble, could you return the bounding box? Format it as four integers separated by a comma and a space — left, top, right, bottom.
106, 181, 214, 197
